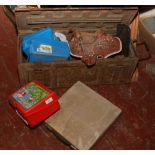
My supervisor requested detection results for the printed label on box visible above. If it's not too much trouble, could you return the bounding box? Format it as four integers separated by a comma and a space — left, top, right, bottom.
45, 97, 53, 104
37, 44, 52, 53
13, 82, 48, 109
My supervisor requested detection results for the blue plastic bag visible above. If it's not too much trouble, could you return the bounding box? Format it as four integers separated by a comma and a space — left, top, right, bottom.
22, 27, 56, 56
28, 39, 70, 62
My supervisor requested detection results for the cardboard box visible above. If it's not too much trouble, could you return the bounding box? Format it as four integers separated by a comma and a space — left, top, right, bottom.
139, 9, 155, 56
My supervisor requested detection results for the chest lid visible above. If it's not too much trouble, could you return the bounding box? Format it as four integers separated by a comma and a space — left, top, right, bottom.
15, 6, 138, 35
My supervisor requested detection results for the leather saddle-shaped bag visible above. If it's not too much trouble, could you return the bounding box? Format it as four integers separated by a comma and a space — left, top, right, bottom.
69, 29, 122, 66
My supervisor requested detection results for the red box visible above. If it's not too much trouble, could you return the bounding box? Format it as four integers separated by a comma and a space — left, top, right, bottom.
9, 80, 60, 127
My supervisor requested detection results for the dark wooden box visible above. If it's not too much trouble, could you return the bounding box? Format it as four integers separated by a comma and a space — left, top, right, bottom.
15, 6, 139, 88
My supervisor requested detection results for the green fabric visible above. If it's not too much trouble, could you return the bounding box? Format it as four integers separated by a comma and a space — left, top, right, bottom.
6, 5, 17, 10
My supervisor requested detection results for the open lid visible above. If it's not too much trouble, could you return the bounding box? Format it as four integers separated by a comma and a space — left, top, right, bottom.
15, 6, 138, 35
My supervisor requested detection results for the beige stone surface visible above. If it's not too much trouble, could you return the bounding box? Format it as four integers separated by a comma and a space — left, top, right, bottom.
45, 81, 121, 150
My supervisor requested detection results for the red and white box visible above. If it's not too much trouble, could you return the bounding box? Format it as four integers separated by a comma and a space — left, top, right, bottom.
9, 80, 60, 127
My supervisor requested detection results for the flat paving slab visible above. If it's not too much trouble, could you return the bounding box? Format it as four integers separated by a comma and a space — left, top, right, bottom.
45, 81, 121, 150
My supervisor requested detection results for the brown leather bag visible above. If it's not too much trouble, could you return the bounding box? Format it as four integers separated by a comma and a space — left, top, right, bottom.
69, 29, 122, 66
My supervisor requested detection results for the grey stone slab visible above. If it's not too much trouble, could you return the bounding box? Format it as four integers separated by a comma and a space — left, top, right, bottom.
45, 81, 121, 150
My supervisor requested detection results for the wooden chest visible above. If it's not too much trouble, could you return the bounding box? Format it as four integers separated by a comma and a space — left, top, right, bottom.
15, 6, 139, 88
